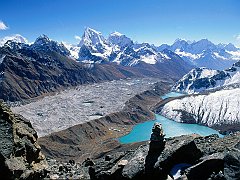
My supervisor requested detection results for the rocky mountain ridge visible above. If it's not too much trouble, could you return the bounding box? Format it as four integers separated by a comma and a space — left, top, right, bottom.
172, 60, 240, 93
87, 132, 240, 180
0, 45, 137, 102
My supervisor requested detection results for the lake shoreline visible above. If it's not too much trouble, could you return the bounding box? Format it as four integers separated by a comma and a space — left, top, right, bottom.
119, 92, 224, 144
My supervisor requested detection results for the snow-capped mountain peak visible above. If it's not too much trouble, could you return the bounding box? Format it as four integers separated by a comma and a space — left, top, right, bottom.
62, 42, 80, 59
108, 31, 133, 49
31, 35, 70, 56
78, 27, 107, 47
0, 34, 28, 47
171, 39, 189, 51
190, 39, 216, 53
224, 43, 238, 51
162, 38, 240, 70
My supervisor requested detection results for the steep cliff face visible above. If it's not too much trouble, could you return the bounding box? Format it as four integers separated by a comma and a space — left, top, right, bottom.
159, 88, 240, 133
0, 101, 47, 179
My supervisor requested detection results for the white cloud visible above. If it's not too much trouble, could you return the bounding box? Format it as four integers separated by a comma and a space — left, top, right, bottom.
236, 34, 240, 41
0, 21, 8, 30
74, 35, 81, 41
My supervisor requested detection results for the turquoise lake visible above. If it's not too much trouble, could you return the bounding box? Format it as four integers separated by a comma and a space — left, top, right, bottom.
161, 92, 185, 99
119, 92, 223, 144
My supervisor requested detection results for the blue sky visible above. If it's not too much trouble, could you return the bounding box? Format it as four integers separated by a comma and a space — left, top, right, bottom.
0, 0, 240, 46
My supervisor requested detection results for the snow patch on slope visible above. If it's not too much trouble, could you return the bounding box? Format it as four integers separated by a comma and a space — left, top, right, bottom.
140, 55, 157, 64
198, 68, 219, 78
0, 55, 6, 64
62, 42, 80, 59
175, 49, 202, 60
226, 50, 240, 60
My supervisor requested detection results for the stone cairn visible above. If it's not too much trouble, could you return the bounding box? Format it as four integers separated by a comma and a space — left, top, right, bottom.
149, 122, 166, 153
145, 122, 166, 175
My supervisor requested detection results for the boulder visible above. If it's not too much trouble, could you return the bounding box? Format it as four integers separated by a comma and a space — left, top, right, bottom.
185, 153, 224, 179
152, 136, 202, 179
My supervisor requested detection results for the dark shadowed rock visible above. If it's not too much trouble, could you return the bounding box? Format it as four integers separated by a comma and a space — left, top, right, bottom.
89, 130, 202, 179
223, 150, 240, 180
41, 132, 240, 179
152, 136, 202, 179
0, 101, 47, 179
185, 153, 224, 179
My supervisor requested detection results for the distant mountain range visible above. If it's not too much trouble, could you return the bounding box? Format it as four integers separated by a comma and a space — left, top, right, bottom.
159, 39, 240, 70
71, 28, 240, 70
0, 33, 192, 102
1, 28, 240, 70
1, 28, 240, 101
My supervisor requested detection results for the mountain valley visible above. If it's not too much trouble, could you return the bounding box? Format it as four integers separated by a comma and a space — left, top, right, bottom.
12, 78, 163, 137
0, 28, 240, 180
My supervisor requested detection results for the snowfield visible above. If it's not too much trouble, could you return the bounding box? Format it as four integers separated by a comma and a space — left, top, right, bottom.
12, 78, 160, 137
160, 88, 240, 127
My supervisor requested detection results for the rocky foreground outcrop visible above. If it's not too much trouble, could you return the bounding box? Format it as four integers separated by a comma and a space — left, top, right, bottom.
87, 131, 240, 180
43, 123, 240, 179
0, 101, 47, 179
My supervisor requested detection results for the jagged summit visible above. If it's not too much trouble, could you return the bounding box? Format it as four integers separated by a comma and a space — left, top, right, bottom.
31, 34, 70, 56
78, 27, 107, 47
224, 43, 238, 51
34, 34, 51, 45
163, 38, 240, 70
